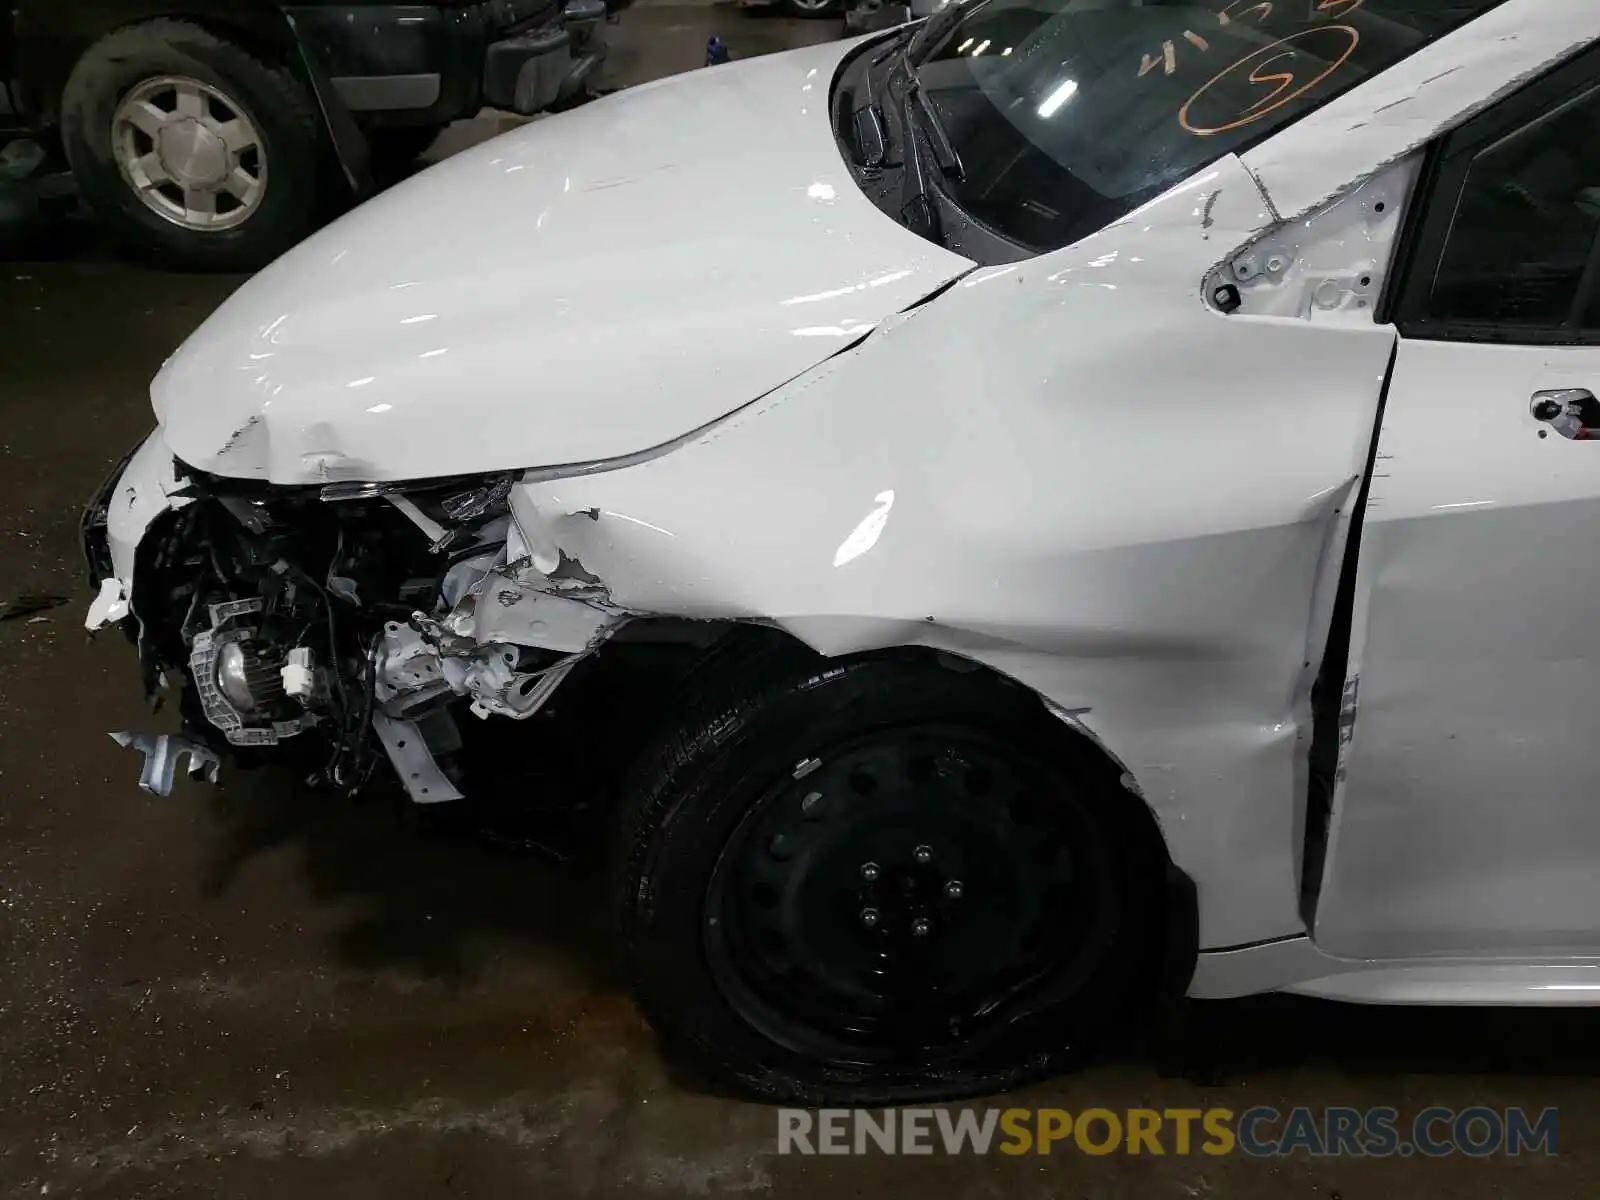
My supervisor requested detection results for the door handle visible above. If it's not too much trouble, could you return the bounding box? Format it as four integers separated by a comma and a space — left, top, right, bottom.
1531, 388, 1600, 440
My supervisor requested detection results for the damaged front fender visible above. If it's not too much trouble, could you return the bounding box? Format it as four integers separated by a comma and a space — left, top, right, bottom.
489, 156, 1400, 953
83, 430, 191, 630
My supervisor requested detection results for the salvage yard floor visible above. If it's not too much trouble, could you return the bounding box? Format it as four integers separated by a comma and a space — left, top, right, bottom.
3, 9, 1599, 1198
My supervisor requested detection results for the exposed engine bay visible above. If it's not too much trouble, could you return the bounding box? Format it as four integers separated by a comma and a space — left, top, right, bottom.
85, 458, 623, 800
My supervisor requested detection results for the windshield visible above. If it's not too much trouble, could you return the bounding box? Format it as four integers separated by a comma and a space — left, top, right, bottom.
913, 0, 1507, 251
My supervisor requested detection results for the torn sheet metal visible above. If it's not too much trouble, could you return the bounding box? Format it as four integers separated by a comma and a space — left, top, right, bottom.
371, 711, 463, 804
110, 731, 221, 796
85, 578, 130, 631
97, 430, 192, 598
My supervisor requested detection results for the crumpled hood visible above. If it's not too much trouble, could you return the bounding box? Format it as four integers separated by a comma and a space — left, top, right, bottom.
152, 40, 971, 484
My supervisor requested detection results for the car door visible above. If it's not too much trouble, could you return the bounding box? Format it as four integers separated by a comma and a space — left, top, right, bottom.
1314, 43, 1600, 960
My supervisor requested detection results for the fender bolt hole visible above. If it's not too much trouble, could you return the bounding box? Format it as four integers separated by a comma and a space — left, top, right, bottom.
848, 770, 878, 796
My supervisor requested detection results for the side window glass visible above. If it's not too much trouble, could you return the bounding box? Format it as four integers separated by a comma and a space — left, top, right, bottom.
1424, 86, 1600, 334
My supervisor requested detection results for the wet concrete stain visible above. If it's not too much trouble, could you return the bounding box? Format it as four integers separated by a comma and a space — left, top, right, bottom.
3, 9, 1600, 1198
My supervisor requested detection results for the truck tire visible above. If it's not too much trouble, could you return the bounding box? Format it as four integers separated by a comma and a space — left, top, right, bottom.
61, 20, 324, 271
612, 640, 1168, 1103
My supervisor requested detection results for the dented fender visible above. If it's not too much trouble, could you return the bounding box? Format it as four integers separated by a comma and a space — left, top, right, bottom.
85, 429, 191, 629
501, 156, 1399, 950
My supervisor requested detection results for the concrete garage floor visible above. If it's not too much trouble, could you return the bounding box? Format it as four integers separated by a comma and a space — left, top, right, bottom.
2, 9, 1600, 1198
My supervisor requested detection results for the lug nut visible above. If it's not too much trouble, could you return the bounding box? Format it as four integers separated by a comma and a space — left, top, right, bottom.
859, 907, 881, 929
860, 861, 881, 883
913, 844, 933, 864
911, 917, 931, 937
944, 879, 964, 900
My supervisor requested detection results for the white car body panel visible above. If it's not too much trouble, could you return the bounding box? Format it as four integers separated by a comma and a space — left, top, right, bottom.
1315, 338, 1600, 959
95, 0, 1600, 1001
100, 430, 191, 601
1190, 937, 1600, 1004
150, 40, 971, 484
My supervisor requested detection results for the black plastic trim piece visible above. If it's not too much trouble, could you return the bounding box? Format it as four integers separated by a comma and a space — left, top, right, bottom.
1197, 932, 1307, 956
330, 72, 442, 111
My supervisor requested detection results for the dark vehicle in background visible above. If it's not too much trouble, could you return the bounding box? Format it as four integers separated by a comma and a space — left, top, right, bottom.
0, 0, 625, 268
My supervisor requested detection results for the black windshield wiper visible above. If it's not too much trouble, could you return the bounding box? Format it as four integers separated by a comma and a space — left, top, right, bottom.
896, 119, 940, 242
896, 3, 964, 179
890, 2, 966, 242
904, 0, 966, 68
907, 84, 963, 180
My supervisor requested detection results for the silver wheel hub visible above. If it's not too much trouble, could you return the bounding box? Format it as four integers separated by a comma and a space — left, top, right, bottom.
158, 119, 229, 188
112, 76, 267, 232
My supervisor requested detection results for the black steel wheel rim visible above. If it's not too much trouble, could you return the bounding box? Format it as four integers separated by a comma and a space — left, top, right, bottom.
703, 725, 1119, 1063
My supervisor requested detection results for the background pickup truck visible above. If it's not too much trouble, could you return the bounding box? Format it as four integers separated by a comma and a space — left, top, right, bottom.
0, 0, 626, 268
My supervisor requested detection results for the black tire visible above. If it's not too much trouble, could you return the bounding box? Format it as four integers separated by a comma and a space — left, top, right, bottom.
61, 20, 324, 271
613, 639, 1169, 1104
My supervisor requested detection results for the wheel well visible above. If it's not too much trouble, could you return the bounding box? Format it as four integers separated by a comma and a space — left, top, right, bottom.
594, 617, 1197, 1003
598, 617, 1173, 866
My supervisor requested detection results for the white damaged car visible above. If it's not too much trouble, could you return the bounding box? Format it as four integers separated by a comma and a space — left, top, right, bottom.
84, 0, 1600, 1101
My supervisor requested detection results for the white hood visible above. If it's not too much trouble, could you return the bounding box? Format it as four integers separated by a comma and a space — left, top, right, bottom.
152, 40, 972, 484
